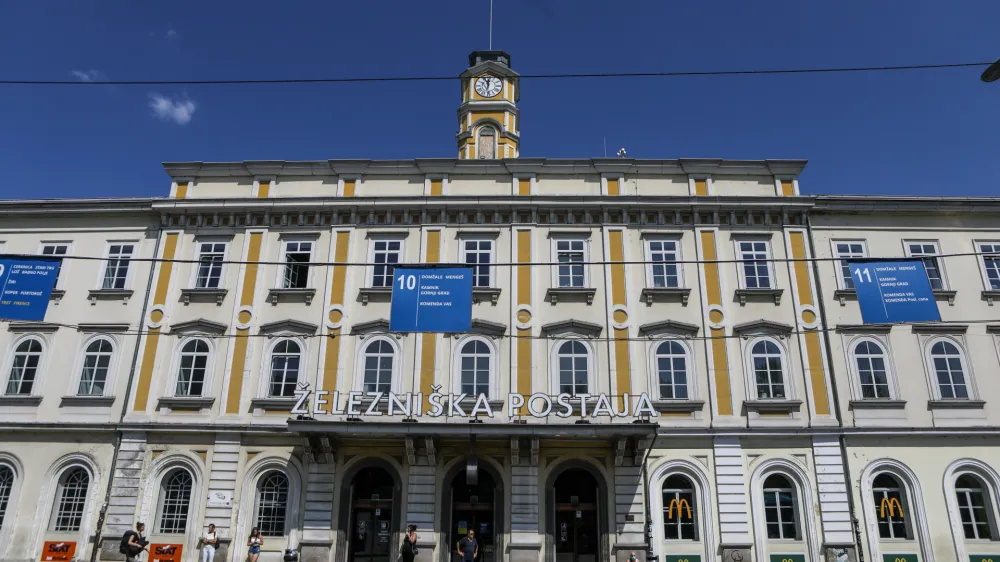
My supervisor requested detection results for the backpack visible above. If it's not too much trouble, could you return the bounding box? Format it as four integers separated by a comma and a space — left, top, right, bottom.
119, 531, 136, 555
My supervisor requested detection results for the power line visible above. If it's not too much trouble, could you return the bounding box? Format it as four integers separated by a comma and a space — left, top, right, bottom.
0, 62, 989, 87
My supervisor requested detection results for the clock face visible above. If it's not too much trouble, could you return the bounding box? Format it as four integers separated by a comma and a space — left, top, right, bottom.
475, 75, 503, 98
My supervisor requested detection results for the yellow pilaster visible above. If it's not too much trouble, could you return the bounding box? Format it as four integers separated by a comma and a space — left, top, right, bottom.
516, 230, 532, 412
257, 180, 270, 198
607, 178, 620, 196
343, 179, 356, 197
700, 230, 733, 416
695, 179, 708, 196
789, 231, 831, 416
133, 233, 179, 412
226, 232, 263, 415
320, 231, 351, 411
608, 230, 631, 410
420, 230, 441, 410
174, 181, 188, 199
780, 179, 795, 196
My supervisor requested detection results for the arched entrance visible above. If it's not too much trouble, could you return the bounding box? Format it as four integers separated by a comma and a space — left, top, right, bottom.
443, 461, 503, 562
547, 465, 606, 562
343, 465, 398, 562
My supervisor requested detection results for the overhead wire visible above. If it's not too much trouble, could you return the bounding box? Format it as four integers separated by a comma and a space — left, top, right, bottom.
0, 62, 990, 86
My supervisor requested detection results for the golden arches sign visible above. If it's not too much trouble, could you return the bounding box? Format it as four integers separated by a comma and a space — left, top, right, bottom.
879, 497, 904, 518
667, 498, 692, 519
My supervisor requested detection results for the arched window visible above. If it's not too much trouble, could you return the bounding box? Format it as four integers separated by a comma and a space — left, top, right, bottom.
78, 339, 113, 396
655, 341, 689, 400
255, 471, 289, 537
268, 340, 301, 398
662, 474, 697, 540
459, 340, 491, 396
762, 473, 799, 540
854, 340, 890, 399
176, 339, 210, 397
0, 465, 13, 529
50, 467, 89, 532
751, 340, 786, 399
955, 474, 996, 540
557, 341, 589, 395
930, 340, 969, 399
155, 469, 193, 534
872, 473, 910, 539
363, 339, 394, 393
478, 126, 496, 159
6, 339, 42, 396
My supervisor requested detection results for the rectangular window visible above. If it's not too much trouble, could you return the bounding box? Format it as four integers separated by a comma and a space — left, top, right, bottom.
662, 488, 697, 540
40, 244, 69, 287
873, 488, 909, 539
463, 239, 493, 287
195, 242, 227, 289
281, 241, 312, 289
833, 241, 867, 290
102, 243, 135, 289
371, 239, 402, 288
737, 240, 773, 289
555, 239, 586, 288
905, 241, 945, 290
646, 239, 680, 288
978, 242, 1000, 290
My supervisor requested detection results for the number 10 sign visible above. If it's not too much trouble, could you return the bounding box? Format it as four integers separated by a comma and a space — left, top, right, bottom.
848, 260, 940, 325
389, 267, 473, 333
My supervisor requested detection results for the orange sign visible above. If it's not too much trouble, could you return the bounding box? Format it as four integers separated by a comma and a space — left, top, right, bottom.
150, 544, 184, 562
40, 542, 76, 562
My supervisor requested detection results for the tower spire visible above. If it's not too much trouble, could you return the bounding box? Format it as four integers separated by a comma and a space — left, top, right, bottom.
457, 51, 520, 160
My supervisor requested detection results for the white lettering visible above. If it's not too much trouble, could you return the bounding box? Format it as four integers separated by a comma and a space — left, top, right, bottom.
616, 393, 630, 417
507, 393, 524, 417
329, 391, 345, 415
470, 394, 494, 418
576, 393, 591, 417
556, 393, 573, 418
592, 394, 615, 417
291, 389, 310, 415
347, 391, 363, 416
365, 392, 384, 416
448, 394, 468, 417
632, 393, 657, 418
312, 390, 329, 415
527, 393, 552, 417
388, 392, 411, 417
428, 391, 445, 417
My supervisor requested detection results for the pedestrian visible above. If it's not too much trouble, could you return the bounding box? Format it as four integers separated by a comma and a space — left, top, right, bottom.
401, 524, 418, 562
119, 522, 148, 562
456, 528, 478, 562
200, 523, 218, 562
247, 527, 263, 562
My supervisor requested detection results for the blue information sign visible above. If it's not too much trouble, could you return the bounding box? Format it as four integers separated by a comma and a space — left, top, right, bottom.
389, 267, 473, 333
848, 259, 940, 324
0, 257, 60, 321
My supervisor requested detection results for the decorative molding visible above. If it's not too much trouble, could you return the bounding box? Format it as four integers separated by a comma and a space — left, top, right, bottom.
6, 322, 60, 333
87, 288, 133, 305
469, 319, 507, 337
350, 319, 391, 336
472, 287, 502, 305
539, 319, 603, 338
157, 396, 216, 410
910, 323, 968, 334
168, 318, 228, 335
982, 290, 1000, 306
927, 399, 986, 410
734, 288, 783, 306
932, 289, 957, 306
651, 400, 705, 414
179, 287, 228, 306
60, 395, 115, 408
637, 319, 700, 338
743, 399, 802, 414
836, 324, 892, 334
732, 319, 794, 336
268, 287, 316, 306
545, 287, 596, 305
639, 287, 691, 306
848, 399, 906, 410
0, 396, 42, 407
258, 319, 319, 336
358, 287, 392, 305
76, 323, 131, 333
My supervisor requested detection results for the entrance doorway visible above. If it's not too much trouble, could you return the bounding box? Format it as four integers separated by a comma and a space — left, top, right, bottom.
347, 466, 395, 562
553, 469, 600, 562
449, 468, 499, 562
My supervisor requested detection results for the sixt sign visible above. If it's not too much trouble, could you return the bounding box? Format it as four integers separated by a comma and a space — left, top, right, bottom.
40, 542, 76, 562
150, 544, 184, 562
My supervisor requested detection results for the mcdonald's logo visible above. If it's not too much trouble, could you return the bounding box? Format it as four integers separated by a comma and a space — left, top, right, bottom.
879, 497, 905, 518
880, 554, 918, 562
668, 498, 692, 519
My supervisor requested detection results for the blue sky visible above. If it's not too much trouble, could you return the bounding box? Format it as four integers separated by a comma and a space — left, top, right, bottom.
1, 0, 998, 199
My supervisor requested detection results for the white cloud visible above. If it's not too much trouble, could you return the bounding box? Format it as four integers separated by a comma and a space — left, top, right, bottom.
166, 27, 177, 39
70, 69, 101, 82
149, 93, 196, 125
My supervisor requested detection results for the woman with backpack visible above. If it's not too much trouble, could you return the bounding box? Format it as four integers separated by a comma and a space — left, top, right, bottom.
247, 527, 263, 562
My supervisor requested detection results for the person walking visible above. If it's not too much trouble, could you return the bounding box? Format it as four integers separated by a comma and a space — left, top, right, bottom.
456, 529, 478, 562
120, 522, 148, 562
401, 524, 418, 562
200, 523, 218, 562
247, 527, 264, 562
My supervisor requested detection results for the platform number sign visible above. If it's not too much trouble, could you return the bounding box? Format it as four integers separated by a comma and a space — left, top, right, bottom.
882, 555, 918, 562
0, 257, 60, 321
389, 267, 472, 333
848, 260, 940, 324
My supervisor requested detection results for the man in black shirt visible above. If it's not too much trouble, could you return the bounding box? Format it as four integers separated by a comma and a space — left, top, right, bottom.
457, 529, 478, 562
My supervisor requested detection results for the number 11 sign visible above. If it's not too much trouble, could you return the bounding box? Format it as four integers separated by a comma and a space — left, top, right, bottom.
389, 267, 473, 333
848, 259, 940, 325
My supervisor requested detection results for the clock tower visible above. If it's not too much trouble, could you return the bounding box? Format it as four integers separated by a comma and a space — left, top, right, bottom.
457, 50, 520, 159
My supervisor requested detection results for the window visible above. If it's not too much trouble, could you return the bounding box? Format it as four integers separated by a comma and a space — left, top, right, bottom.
478, 126, 496, 160
930, 340, 969, 399
101, 243, 135, 289
371, 239, 402, 288
955, 474, 995, 540
978, 243, 1000, 290
459, 340, 491, 396
854, 340, 890, 399
255, 471, 289, 537
268, 340, 301, 398
0, 465, 13, 529
463, 239, 493, 288
654, 341, 689, 399
195, 242, 226, 288
362, 339, 394, 394
557, 341, 589, 395
646, 239, 680, 288
51, 467, 89, 532
40, 244, 69, 287
833, 241, 867, 289
176, 340, 210, 397
6, 339, 42, 396
281, 241, 312, 289
872, 473, 910, 539
555, 239, 586, 288
662, 474, 697, 540
78, 339, 113, 396
751, 340, 786, 399
156, 469, 193, 534
737, 241, 773, 289
906, 242, 945, 290
763, 473, 799, 540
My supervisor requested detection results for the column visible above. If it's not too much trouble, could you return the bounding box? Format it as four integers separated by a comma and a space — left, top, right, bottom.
714, 437, 752, 561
